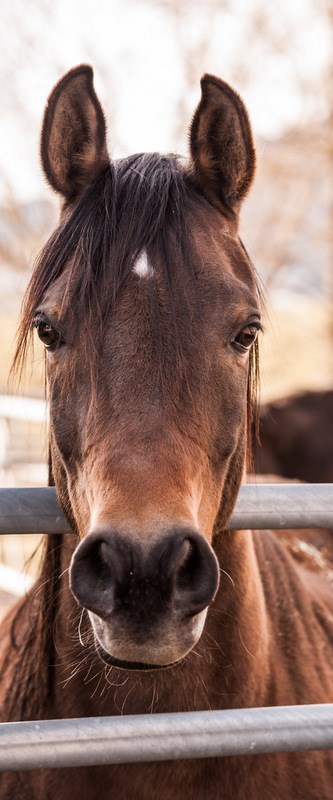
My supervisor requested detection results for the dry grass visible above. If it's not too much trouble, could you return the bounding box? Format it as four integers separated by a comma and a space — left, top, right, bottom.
0, 313, 45, 397
260, 299, 333, 402
0, 314, 18, 393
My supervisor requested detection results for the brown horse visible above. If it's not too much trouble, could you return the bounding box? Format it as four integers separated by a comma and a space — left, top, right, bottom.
255, 390, 333, 483
1, 66, 333, 800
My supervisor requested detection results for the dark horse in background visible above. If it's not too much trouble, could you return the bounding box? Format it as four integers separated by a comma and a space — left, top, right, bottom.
1, 67, 333, 799
255, 390, 333, 483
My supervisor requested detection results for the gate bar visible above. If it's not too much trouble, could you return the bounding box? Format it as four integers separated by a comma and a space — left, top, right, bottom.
0, 484, 333, 534
0, 705, 333, 772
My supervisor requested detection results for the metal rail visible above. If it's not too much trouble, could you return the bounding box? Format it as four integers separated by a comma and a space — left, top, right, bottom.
1, 484, 332, 773
1, 705, 333, 772
0, 484, 333, 534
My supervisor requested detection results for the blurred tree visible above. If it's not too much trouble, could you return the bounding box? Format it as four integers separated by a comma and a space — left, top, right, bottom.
145, 0, 230, 146
1, 0, 331, 314
149, 0, 332, 384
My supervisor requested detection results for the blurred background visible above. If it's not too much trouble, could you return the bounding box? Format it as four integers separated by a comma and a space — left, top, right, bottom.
0, 0, 332, 606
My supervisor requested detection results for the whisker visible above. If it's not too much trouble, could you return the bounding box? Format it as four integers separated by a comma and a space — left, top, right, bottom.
237, 623, 255, 660
78, 609, 86, 647
219, 568, 235, 589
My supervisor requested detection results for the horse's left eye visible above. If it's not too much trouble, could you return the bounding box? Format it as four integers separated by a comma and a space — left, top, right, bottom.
33, 317, 63, 350
232, 323, 260, 353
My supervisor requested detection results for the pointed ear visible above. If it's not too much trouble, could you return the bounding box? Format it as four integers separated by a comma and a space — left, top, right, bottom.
41, 65, 109, 201
190, 75, 255, 213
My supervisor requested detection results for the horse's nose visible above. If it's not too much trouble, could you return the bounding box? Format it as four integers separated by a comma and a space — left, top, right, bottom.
69, 528, 219, 621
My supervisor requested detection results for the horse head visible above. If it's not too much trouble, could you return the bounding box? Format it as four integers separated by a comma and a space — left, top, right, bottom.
18, 66, 260, 669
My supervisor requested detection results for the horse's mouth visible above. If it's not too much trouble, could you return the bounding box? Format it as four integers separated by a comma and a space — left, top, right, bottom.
95, 641, 177, 671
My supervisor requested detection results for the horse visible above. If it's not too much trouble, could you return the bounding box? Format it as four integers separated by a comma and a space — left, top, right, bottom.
254, 390, 333, 483
1, 65, 333, 800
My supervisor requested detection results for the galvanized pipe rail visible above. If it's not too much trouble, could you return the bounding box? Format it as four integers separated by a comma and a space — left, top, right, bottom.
1, 705, 333, 772
0, 484, 333, 534
1, 485, 333, 772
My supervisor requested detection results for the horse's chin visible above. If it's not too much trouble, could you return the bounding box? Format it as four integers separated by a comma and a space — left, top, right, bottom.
95, 641, 179, 671
88, 607, 207, 672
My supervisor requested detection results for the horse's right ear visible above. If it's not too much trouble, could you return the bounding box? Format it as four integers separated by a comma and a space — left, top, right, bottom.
41, 65, 109, 202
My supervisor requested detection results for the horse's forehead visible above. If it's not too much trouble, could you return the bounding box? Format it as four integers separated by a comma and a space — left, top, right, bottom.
190, 213, 258, 298
41, 200, 257, 317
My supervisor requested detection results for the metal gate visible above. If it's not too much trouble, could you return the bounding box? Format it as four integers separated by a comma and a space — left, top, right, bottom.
1, 484, 333, 772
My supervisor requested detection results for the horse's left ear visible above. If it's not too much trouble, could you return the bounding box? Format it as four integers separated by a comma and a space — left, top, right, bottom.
41, 65, 109, 202
190, 75, 255, 213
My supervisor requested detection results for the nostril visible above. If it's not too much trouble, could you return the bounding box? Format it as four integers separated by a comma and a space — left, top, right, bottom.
176, 541, 202, 591
174, 534, 220, 618
69, 536, 116, 618
165, 538, 191, 579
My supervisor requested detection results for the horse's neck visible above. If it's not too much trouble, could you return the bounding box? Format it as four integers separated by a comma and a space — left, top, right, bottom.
204, 529, 272, 707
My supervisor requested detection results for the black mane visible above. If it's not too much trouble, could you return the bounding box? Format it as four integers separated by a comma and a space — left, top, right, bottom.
14, 153, 204, 373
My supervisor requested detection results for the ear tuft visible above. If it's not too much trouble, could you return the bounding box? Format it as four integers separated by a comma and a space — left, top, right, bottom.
41, 65, 109, 201
190, 74, 256, 213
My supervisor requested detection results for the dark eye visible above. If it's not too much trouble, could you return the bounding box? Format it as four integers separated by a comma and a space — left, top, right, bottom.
232, 323, 261, 353
33, 317, 64, 351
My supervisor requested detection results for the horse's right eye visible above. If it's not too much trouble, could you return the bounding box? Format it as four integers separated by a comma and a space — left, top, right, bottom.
33, 317, 64, 350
